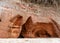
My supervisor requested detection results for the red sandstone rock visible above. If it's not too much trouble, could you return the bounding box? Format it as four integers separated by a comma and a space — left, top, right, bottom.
21, 17, 60, 38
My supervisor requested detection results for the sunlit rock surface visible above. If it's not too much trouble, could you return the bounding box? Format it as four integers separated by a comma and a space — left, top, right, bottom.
0, 0, 60, 38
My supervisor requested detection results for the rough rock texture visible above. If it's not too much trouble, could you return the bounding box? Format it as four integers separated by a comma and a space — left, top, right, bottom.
0, 0, 60, 38
21, 17, 60, 38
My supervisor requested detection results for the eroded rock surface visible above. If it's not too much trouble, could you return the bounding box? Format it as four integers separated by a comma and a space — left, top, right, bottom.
0, 0, 60, 38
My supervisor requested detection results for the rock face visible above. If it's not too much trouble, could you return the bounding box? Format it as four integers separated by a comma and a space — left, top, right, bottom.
0, 0, 60, 38
21, 16, 60, 38
23, 0, 60, 6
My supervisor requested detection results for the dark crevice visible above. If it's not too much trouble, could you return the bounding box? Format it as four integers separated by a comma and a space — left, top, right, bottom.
18, 34, 24, 38
18, 24, 26, 38
0, 19, 1, 22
